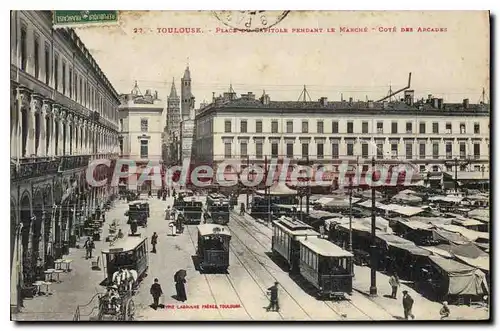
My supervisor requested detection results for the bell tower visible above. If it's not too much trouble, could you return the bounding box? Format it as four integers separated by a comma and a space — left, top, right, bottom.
181, 63, 194, 120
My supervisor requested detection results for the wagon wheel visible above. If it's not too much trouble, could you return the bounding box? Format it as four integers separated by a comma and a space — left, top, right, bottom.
124, 298, 135, 321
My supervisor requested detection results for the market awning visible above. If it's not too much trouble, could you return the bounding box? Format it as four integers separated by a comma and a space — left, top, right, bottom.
395, 219, 434, 231
386, 204, 424, 217
432, 229, 470, 245
435, 224, 489, 242
421, 246, 454, 258
455, 255, 489, 272
256, 182, 297, 196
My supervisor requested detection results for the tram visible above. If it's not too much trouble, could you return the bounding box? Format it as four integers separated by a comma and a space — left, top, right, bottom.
205, 193, 230, 225
183, 196, 203, 224
271, 216, 319, 273
298, 236, 353, 299
196, 224, 231, 272
101, 236, 149, 287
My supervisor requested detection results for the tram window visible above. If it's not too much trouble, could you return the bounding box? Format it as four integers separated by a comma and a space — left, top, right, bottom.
313, 254, 317, 270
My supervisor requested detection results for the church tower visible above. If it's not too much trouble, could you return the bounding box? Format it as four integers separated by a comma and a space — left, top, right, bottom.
181, 65, 194, 120
167, 78, 180, 134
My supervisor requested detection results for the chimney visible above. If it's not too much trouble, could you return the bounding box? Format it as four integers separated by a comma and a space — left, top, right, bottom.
367, 100, 374, 108
349, 97, 353, 104
145, 89, 151, 96
382, 101, 388, 109
438, 98, 444, 109
319, 97, 328, 106
154, 90, 158, 100
404, 90, 414, 106
212, 92, 215, 102
463, 98, 469, 109
261, 91, 270, 105
427, 94, 433, 103
433, 98, 439, 108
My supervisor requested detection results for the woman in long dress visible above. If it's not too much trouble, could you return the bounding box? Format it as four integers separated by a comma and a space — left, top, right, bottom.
174, 270, 187, 302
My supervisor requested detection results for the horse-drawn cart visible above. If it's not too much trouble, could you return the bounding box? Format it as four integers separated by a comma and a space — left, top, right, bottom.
97, 288, 135, 321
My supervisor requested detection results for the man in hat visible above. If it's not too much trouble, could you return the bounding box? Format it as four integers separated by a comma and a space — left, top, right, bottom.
84, 237, 95, 259
151, 232, 158, 253
266, 281, 280, 312
106, 285, 120, 312
389, 272, 400, 299
402, 290, 415, 320
440, 301, 450, 319
150, 278, 163, 310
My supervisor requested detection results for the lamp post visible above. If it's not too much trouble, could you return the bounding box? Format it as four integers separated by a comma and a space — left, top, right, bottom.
369, 156, 378, 296
348, 177, 353, 252
246, 155, 250, 209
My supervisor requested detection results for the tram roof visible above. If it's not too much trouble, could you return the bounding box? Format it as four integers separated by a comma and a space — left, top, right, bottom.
129, 200, 148, 205
273, 218, 319, 236
299, 237, 353, 257
102, 236, 147, 254
197, 224, 231, 237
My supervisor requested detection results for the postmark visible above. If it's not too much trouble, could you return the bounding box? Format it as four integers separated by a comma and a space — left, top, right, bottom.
212, 10, 290, 32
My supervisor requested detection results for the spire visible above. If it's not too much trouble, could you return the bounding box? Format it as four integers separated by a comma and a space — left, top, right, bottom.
183, 59, 191, 80
169, 78, 178, 98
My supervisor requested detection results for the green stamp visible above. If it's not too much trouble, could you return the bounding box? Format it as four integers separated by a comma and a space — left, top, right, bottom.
53, 10, 118, 26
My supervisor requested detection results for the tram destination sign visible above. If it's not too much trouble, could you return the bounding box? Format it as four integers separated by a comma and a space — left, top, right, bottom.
53, 11, 118, 27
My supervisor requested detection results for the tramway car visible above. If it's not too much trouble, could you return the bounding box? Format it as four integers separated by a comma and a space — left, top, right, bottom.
196, 224, 231, 272
298, 236, 353, 299
101, 236, 149, 286
271, 216, 319, 273
183, 196, 203, 224
205, 193, 230, 225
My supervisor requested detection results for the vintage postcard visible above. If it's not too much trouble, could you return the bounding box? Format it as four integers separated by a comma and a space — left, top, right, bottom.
10, 10, 490, 321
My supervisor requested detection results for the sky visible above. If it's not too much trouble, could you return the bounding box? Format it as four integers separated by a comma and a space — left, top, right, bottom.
75, 11, 490, 108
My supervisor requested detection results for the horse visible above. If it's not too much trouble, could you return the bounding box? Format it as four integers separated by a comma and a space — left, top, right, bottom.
112, 269, 138, 294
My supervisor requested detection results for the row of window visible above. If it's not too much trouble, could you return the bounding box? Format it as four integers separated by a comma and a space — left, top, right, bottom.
223, 141, 483, 159
224, 119, 483, 135
119, 119, 150, 132
19, 23, 117, 124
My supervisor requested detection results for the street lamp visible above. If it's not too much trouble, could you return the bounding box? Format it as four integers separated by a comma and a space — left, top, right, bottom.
369, 157, 378, 296
348, 176, 353, 252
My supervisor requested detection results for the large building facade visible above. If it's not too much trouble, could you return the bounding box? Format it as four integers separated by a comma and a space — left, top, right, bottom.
118, 84, 164, 192
194, 90, 489, 178
10, 11, 120, 312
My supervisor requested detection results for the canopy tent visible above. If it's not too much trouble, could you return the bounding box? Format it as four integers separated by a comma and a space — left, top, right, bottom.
428, 195, 464, 203
450, 217, 484, 228
422, 246, 454, 258
359, 216, 393, 233
385, 204, 425, 217
467, 208, 490, 223
434, 224, 489, 242
376, 233, 431, 256
432, 229, 470, 245
435, 243, 487, 260
394, 219, 434, 231
428, 255, 488, 296
412, 216, 452, 226
399, 189, 417, 195
454, 255, 489, 272
391, 193, 422, 204
256, 182, 297, 196
358, 190, 384, 200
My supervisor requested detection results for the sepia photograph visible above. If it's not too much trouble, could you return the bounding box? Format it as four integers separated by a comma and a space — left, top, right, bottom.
9, 9, 490, 322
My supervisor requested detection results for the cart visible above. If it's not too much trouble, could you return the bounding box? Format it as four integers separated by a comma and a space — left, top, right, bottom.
97, 291, 135, 321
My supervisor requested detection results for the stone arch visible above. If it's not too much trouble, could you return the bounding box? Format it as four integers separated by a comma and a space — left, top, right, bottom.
32, 189, 44, 263
19, 191, 32, 285
11, 197, 18, 271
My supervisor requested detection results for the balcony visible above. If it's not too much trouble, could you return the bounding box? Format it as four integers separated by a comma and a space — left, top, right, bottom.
59, 155, 91, 172
11, 156, 60, 181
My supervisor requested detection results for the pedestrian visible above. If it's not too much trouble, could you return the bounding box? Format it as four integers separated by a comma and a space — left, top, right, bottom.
240, 202, 245, 216
157, 189, 161, 199
389, 272, 400, 299
402, 290, 415, 320
266, 281, 280, 312
150, 278, 163, 310
117, 229, 124, 239
84, 237, 95, 259
151, 232, 158, 253
174, 270, 187, 302
165, 206, 171, 220
440, 301, 450, 319
102, 212, 106, 223
148, 189, 152, 198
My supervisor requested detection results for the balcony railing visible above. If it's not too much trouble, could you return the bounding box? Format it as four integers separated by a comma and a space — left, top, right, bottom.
11, 157, 60, 181
59, 155, 91, 172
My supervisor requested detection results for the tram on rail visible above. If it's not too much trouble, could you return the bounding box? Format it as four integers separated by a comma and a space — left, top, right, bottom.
271, 216, 354, 298
182, 196, 203, 224
205, 193, 230, 225
196, 224, 231, 272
